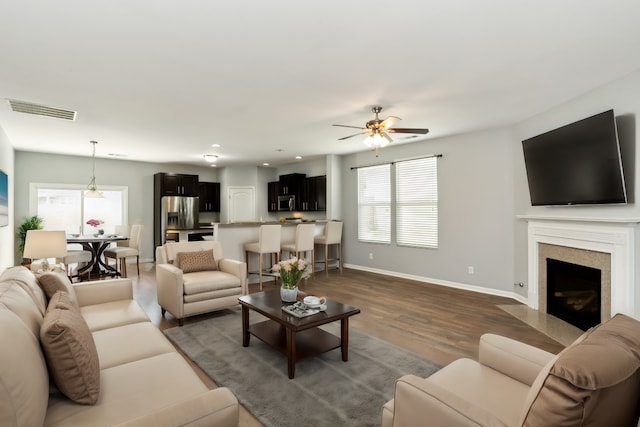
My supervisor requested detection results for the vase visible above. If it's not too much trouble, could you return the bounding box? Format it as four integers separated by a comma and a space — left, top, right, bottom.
280, 284, 298, 302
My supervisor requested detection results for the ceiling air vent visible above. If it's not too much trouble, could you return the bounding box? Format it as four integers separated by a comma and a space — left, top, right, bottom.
7, 99, 77, 121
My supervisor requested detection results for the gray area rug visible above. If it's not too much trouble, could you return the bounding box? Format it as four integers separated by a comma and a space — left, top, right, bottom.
164, 307, 441, 427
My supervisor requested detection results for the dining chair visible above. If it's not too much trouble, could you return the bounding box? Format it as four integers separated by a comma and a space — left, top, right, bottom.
281, 223, 315, 277
104, 224, 143, 278
314, 221, 343, 273
57, 247, 93, 282
244, 224, 281, 291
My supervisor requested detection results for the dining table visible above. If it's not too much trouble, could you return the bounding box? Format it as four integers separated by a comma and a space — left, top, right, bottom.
66, 234, 128, 278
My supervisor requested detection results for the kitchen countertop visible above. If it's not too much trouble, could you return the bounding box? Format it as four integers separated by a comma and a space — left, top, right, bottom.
217, 220, 329, 227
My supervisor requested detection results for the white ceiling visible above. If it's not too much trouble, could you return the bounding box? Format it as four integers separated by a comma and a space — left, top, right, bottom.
2, 1, 640, 167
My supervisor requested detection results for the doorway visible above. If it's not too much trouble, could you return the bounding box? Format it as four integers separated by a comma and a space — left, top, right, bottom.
228, 186, 255, 223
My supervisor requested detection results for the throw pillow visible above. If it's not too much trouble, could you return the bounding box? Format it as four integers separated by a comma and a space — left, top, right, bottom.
522, 313, 640, 426
38, 270, 79, 308
40, 291, 100, 405
175, 250, 218, 273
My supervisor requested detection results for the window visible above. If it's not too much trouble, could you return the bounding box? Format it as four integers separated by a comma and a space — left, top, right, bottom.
30, 183, 128, 235
357, 157, 438, 248
396, 157, 438, 248
357, 164, 391, 243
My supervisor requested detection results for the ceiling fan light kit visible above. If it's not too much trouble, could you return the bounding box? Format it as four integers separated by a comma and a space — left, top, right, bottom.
333, 106, 429, 153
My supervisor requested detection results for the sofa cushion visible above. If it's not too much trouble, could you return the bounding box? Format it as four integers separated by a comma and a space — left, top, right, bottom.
175, 249, 218, 273
522, 313, 640, 426
0, 308, 49, 427
182, 270, 241, 295
92, 322, 175, 369
40, 292, 100, 405
39, 270, 79, 308
0, 280, 45, 338
44, 353, 209, 427
80, 299, 150, 332
0, 265, 48, 315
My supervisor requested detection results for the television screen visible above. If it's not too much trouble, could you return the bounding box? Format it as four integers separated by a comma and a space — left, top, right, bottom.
522, 110, 626, 206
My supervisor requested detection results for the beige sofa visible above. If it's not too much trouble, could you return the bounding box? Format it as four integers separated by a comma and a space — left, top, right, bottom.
0, 266, 239, 427
156, 241, 247, 326
382, 313, 640, 427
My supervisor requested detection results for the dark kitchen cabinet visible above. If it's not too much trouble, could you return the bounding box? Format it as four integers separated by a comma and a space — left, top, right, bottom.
301, 175, 326, 211
155, 173, 198, 196
267, 181, 280, 212
198, 182, 220, 212
279, 173, 305, 196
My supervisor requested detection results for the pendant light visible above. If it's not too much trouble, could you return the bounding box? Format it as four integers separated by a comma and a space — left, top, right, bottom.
85, 140, 103, 198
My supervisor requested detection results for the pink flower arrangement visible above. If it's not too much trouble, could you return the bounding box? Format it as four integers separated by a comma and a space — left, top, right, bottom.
86, 219, 104, 228
272, 257, 308, 289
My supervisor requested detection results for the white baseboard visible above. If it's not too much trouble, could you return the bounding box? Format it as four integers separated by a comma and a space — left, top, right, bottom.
344, 263, 528, 304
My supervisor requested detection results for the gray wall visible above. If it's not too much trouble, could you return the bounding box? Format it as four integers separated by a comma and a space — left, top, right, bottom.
4, 69, 640, 302
340, 127, 517, 296
13, 151, 219, 264
0, 126, 14, 269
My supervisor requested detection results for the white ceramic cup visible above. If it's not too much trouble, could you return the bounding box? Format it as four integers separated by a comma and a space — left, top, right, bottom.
303, 296, 326, 307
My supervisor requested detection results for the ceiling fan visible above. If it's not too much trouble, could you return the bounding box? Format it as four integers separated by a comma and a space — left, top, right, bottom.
332, 106, 429, 152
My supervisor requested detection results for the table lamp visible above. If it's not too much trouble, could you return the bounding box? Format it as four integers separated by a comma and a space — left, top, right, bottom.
23, 230, 68, 273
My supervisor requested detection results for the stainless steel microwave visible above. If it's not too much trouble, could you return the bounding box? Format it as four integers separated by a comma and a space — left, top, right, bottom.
278, 195, 295, 211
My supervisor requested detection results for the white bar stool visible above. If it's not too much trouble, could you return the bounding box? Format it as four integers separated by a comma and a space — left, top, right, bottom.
244, 224, 281, 290
280, 223, 315, 277
314, 221, 343, 273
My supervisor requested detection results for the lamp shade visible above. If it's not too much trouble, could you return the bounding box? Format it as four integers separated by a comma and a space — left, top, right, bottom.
23, 230, 68, 259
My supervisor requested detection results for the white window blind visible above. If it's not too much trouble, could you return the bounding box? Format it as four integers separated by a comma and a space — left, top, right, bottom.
396, 157, 438, 248
357, 164, 391, 244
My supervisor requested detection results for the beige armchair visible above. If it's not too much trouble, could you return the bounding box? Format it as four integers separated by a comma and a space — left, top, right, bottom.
382, 313, 640, 427
156, 241, 248, 326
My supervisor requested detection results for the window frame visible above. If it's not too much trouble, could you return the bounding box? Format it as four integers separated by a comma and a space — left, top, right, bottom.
29, 182, 129, 234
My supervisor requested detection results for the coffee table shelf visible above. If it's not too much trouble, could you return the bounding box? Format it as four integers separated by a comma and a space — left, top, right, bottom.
249, 320, 341, 361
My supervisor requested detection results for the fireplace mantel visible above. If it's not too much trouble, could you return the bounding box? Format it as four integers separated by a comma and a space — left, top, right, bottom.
521, 216, 640, 318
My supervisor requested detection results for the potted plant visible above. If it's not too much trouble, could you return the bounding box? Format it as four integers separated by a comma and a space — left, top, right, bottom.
17, 214, 43, 263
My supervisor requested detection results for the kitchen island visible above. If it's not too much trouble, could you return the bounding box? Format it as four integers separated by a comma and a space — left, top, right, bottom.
216, 221, 333, 281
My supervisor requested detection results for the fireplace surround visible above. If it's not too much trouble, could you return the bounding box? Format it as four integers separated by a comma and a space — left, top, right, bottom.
524, 217, 639, 320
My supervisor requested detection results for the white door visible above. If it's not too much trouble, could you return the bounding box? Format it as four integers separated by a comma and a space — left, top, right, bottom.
228, 187, 255, 223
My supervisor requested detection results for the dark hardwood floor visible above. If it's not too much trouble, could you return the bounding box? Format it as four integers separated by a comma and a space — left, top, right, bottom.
130, 263, 566, 427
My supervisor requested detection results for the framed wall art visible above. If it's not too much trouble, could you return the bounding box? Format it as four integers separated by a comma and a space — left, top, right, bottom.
0, 170, 8, 227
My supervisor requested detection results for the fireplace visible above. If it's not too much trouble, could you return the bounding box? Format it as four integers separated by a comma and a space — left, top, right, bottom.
524, 217, 638, 320
547, 258, 601, 330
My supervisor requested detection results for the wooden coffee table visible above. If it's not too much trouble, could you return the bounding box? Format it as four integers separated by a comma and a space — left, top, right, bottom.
238, 290, 360, 379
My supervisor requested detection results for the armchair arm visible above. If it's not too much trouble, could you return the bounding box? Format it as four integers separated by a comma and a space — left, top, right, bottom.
478, 334, 556, 386
73, 278, 133, 307
390, 375, 508, 427
113, 388, 239, 427
219, 259, 248, 295
156, 263, 185, 319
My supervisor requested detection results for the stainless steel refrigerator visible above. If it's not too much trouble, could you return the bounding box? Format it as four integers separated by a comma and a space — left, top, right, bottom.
158, 196, 199, 244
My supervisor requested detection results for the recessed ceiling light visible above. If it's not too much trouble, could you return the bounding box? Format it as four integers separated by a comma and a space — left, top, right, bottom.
263, 162, 270, 166
108, 153, 128, 158
203, 154, 218, 163
211, 144, 221, 148
210, 164, 217, 167
295, 156, 302, 160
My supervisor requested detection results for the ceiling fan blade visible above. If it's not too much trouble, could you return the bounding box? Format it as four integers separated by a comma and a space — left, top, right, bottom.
332, 124, 366, 130
382, 132, 394, 144
338, 131, 367, 141
387, 127, 430, 135
380, 116, 401, 129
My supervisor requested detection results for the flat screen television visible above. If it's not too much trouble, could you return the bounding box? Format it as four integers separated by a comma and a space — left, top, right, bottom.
522, 109, 627, 206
